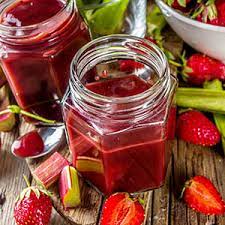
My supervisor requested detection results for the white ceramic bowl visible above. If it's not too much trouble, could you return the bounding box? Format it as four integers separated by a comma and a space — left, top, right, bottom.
156, 0, 225, 62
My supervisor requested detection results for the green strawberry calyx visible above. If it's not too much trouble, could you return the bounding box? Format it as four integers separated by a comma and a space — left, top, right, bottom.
179, 51, 193, 82
16, 175, 51, 204
191, 0, 217, 22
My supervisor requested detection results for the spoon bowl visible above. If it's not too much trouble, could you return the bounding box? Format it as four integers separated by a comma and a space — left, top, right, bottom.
12, 125, 67, 159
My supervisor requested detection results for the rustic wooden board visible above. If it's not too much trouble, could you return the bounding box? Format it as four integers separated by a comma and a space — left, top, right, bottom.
27, 146, 103, 225
23, 25, 183, 225
1, 22, 225, 225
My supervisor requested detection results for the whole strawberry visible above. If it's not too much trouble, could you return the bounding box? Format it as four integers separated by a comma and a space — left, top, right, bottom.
182, 176, 225, 215
182, 53, 225, 85
177, 110, 220, 146
14, 179, 52, 225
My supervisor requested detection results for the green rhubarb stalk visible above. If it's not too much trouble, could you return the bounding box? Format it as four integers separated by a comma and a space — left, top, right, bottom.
0, 105, 56, 124
176, 88, 225, 114
203, 79, 225, 154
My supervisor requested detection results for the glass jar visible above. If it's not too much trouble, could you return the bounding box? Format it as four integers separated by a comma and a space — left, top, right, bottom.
62, 35, 177, 195
77, 0, 147, 39
0, 0, 90, 122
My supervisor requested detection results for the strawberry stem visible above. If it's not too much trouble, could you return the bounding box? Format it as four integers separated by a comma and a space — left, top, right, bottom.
23, 174, 31, 187
169, 60, 183, 67
0, 105, 56, 124
138, 197, 145, 205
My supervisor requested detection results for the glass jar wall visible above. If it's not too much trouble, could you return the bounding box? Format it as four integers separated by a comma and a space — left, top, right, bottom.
0, 0, 90, 122
62, 35, 177, 195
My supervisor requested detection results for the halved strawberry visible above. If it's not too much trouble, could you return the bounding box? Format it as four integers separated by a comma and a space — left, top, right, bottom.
100, 193, 145, 225
182, 176, 225, 215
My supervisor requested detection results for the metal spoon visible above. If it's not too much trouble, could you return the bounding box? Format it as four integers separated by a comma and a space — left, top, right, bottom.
12, 125, 67, 159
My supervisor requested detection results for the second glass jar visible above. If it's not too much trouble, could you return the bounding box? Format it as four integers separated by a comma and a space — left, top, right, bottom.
0, 0, 90, 121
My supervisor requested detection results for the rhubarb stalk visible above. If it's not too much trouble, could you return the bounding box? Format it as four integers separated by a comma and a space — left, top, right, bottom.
176, 88, 225, 114
59, 165, 81, 209
204, 80, 225, 154
33, 152, 69, 188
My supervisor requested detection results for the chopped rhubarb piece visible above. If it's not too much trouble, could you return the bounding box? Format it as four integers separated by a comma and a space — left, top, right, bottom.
33, 152, 69, 188
59, 165, 81, 209
76, 156, 104, 174
0, 85, 16, 132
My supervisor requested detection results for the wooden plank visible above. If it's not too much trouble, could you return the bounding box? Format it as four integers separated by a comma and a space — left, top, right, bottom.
25, 123, 103, 225
0, 120, 31, 225
170, 140, 225, 225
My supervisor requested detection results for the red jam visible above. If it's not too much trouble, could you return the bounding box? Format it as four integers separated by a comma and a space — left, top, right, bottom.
65, 75, 176, 195
0, 0, 90, 121
0, 0, 64, 26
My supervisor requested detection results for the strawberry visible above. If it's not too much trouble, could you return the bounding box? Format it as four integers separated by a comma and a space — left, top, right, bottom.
166, 0, 192, 12
182, 53, 225, 85
100, 193, 145, 225
182, 176, 225, 215
177, 110, 220, 146
11, 131, 44, 158
193, 0, 218, 25
215, 0, 225, 26
14, 178, 52, 225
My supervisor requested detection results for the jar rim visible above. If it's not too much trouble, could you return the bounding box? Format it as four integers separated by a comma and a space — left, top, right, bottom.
0, 0, 73, 32
69, 34, 170, 105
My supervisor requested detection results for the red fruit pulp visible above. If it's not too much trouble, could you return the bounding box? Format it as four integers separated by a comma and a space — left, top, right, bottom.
100, 193, 145, 225
183, 176, 225, 215
216, 0, 225, 26
0, 0, 64, 26
65, 75, 176, 195
12, 131, 44, 157
0, 0, 90, 121
86, 75, 150, 97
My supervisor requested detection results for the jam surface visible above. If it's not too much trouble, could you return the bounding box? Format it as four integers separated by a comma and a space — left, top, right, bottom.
0, 0, 90, 121
1, 0, 64, 26
86, 75, 150, 97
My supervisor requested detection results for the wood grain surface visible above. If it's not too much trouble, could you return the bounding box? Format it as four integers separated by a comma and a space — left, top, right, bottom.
1, 26, 225, 225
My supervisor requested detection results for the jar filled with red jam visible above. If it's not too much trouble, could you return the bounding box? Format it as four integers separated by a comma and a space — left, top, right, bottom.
0, 0, 90, 121
62, 35, 177, 195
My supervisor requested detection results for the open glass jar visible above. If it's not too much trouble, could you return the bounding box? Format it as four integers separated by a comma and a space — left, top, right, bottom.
77, 0, 147, 39
62, 35, 177, 195
0, 0, 90, 122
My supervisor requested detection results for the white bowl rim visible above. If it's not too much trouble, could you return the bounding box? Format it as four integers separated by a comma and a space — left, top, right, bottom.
156, 0, 225, 33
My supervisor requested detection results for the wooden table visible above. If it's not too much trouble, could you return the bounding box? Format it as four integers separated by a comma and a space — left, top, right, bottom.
1, 30, 225, 225
1, 120, 225, 225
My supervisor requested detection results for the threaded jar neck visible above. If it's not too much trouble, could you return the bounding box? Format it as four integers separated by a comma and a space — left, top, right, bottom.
0, 0, 79, 45
69, 35, 173, 122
